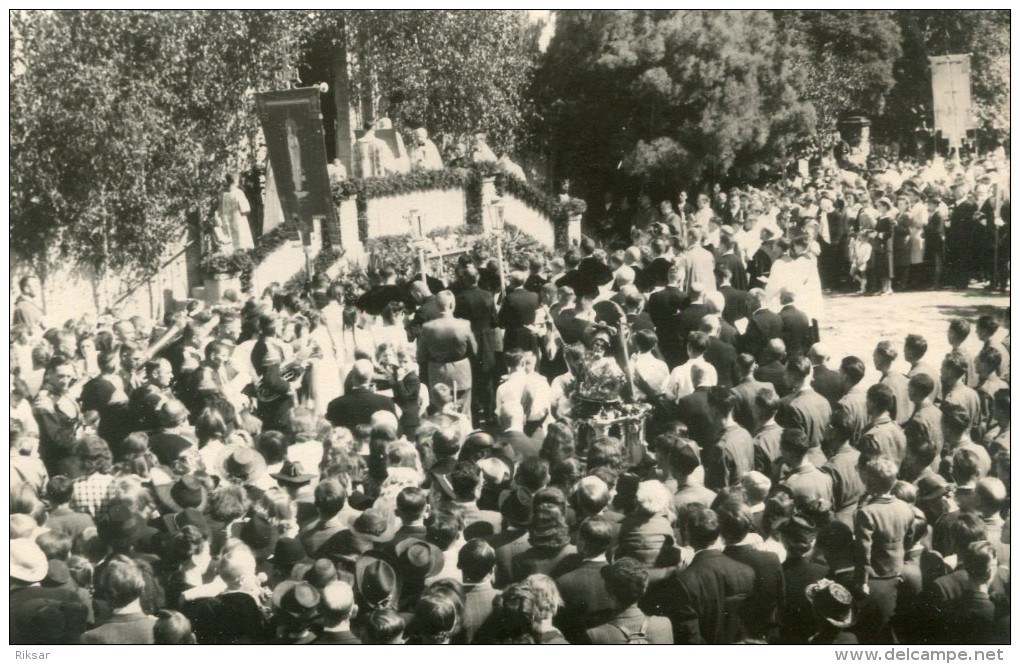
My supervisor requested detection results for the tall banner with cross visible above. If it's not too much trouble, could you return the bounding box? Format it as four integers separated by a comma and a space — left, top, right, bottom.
255, 87, 341, 246
929, 54, 972, 150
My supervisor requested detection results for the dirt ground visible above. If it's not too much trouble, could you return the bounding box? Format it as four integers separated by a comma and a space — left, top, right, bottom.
815, 286, 1010, 389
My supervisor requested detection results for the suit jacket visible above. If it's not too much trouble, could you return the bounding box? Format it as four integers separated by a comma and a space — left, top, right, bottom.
908, 361, 943, 402
81, 613, 157, 644
491, 528, 530, 588
462, 581, 500, 643
880, 371, 912, 425
626, 311, 655, 334
499, 287, 540, 352
780, 461, 835, 509
453, 500, 503, 539
731, 377, 776, 434
811, 365, 845, 407
754, 361, 789, 397
724, 544, 784, 639
325, 387, 396, 431
576, 256, 614, 299
718, 285, 749, 325
313, 630, 362, 644
853, 495, 914, 583
704, 338, 739, 388
640, 257, 674, 291
752, 422, 784, 474
703, 423, 754, 491
417, 314, 477, 388
740, 309, 784, 362
836, 387, 869, 444
554, 559, 615, 641
646, 286, 686, 362
675, 387, 721, 449
822, 447, 864, 526
907, 402, 944, 465
678, 303, 708, 350
779, 305, 812, 361
717, 252, 748, 291
643, 549, 756, 644
455, 286, 498, 371
510, 544, 579, 583
859, 416, 906, 466
777, 386, 832, 449
781, 557, 828, 643
584, 606, 674, 644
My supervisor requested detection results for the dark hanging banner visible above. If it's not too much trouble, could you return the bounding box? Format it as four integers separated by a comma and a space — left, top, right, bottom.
255, 87, 340, 245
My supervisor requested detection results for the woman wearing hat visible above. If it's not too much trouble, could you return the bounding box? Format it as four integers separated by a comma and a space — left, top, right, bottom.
872, 196, 896, 295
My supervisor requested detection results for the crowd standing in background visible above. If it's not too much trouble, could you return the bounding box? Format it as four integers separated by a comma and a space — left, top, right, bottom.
9, 149, 1010, 645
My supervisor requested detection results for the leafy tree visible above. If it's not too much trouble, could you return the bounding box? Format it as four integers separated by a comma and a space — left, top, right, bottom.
10, 11, 312, 298
305, 10, 540, 156
533, 10, 815, 198
772, 11, 902, 137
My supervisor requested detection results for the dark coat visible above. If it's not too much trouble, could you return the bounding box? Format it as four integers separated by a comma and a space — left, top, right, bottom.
675, 387, 721, 449
718, 285, 750, 325
455, 286, 498, 371
755, 361, 789, 397
642, 549, 756, 644
779, 305, 813, 360
510, 544, 579, 584
584, 606, 674, 644
491, 528, 530, 588
731, 377, 777, 434
777, 387, 832, 449
499, 287, 540, 353
462, 581, 500, 643
325, 387, 397, 431
717, 252, 748, 291
811, 364, 845, 407
80, 613, 157, 645
646, 286, 687, 367
704, 338, 740, 388
724, 545, 785, 639
554, 559, 615, 642
10, 585, 89, 644
740, 309, 784, 362
780, 557, 828, 644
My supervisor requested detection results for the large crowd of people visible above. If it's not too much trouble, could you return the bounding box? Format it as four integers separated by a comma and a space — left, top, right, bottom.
9, 148, 1010, 646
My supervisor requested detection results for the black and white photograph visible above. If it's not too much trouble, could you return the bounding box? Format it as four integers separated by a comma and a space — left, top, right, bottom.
7, 7, 1012, 654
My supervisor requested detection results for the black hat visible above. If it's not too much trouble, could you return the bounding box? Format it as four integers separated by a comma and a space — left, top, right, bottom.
916, 474, 953, 503
154, 474, 208, 514
271, 580, 321, 620
355, 556, 399, 609
268, 537, 309, 567
239, 514, 277, 560
394, 537, 445, 579
271, 460, 315, 486
779, 514, 818, 539
303, 558, 338, 589
349, 509, 397, 544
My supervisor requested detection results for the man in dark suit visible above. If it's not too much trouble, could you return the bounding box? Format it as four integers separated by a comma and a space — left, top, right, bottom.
777, 356, 832, 450
836, 355, 869, 445
458, 539, 500, 643
716, 234, 748, 291
731, 353, 777, 434
718, 500, 784, 642
389, 487, 429, 550
554, 517, 617, 642
419, 290, 477, 415
621, 287, 655, 334
675, 364, 722, 449
642, 506, 755, 644
946, 183, 978, 287
754, 339, 789, 397
873, 340, 912, 425
325, 360, 396, 431
500, 271, 540, 353
446, 461, 503, 538
700, 315, 739, 388
716, 264, 749, 325
496, 401, 539, 461
678, 282, 710, 360
585, 558, 674, 644
809, 343, 845, 407
575, 237, 615, 299
740, 288, 783, 362
778, 289, 812, 361
454, 265, 498, 422
639, 238, 674, 292
646, 265, 687, 369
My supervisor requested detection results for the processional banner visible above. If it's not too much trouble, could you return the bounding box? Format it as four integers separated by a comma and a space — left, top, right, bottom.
929, 54, 972, 150
255, 87, 340, 245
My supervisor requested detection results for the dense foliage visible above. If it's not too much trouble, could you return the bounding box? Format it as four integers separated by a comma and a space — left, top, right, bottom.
10, 11, 312, 285
533, 10, 816, 196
